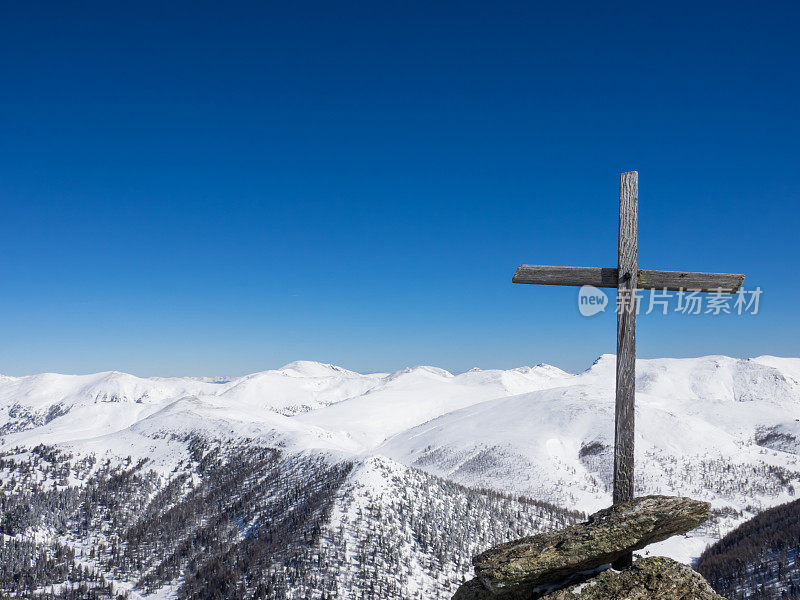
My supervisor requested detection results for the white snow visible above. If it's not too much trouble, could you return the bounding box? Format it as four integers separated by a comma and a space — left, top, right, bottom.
2, 354, 800, 573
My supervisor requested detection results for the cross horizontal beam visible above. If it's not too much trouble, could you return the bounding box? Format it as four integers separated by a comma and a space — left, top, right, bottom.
512, 265, 745, 293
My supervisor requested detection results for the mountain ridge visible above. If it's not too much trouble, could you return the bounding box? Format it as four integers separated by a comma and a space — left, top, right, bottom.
1, 354, 800, 598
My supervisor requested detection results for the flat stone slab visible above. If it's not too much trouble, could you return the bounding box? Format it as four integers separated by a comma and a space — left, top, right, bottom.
454, 557, 724, 600
473, 495, 710, 595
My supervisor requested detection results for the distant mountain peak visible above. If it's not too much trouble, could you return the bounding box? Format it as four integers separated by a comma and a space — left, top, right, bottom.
278, 360, 353, 377
386, 365, 455, 381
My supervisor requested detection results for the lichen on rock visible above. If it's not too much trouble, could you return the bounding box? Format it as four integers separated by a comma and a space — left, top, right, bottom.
472, 495, 710, 595
453, 558, 725, 600
544, 557, 725, 599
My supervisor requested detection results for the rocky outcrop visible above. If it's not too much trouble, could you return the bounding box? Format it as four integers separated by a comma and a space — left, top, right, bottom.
544, 557, 724, 599
472, 495, 710, 595
456, 495, 720, 600
454, 558, 724, 599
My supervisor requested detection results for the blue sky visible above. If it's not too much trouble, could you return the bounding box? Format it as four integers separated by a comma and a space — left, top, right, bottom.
1, 1, 798, 376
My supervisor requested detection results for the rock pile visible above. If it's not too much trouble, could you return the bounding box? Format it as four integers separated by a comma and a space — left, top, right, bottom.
454, 495, 725, 600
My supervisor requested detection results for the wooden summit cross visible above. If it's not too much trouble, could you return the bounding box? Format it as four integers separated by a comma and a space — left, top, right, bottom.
512, 171, 745, 567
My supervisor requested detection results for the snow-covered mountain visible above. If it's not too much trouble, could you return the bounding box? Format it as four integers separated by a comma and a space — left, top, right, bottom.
1, 355, 799, 599
381, 355, 800, 508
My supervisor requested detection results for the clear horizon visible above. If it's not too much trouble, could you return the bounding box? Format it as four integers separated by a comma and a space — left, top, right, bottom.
1, 1, 798, 376
3, 352, 796, 380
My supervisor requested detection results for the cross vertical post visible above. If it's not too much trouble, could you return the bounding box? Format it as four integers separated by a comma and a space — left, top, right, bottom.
613, 170, 638, 568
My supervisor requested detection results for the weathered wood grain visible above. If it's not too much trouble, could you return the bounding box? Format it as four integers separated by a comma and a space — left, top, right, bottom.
512, 265, 744, 293
636, 270, 744, 293
613, 171, 637, 569
512, 265, 619, 287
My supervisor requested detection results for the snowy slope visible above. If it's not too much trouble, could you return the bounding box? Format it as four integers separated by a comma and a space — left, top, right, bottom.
3, 355, 800, 503
378, 355, 800, 517
216, 361, 385, 416
1, 353, 800, 598
0, 361, 385, 453
0, 361, 570, 460
295, 364, 570, 449
321, 455, 582, 599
